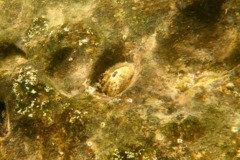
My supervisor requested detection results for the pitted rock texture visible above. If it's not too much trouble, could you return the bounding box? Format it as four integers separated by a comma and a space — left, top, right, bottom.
1, 0, 240, 159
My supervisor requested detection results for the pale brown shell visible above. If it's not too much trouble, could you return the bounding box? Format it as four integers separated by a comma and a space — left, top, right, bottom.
100, 62, 136, 97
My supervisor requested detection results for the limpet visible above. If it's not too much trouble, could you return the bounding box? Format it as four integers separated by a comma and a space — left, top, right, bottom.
100, 62, 136, 97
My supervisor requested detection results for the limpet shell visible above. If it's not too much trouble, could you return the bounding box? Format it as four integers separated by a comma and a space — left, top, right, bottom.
100, 62, 136, 97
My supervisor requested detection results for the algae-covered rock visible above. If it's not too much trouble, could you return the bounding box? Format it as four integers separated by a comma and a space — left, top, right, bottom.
1, 0, 240, 159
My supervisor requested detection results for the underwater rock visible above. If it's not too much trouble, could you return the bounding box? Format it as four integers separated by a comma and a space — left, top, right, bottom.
0, 0, 240, 159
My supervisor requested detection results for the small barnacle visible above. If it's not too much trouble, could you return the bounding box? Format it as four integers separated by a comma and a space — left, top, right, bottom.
100, 122, 106, 128
31, 89, 37, 94
100, 62, 136, 97
231, 127, 238, 133
86, 141, 93, 147
177, 138, 183, 144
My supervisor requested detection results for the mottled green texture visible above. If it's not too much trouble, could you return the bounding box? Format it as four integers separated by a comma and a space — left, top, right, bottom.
1, 0, 240, 159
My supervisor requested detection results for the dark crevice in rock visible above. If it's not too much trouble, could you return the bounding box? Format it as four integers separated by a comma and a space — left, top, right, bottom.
47, 47, 73, 74
90, 42, 126, 85
223, 45, 240, 67
179, 0, 226, 24
166, 0, 226, 44
156, 0, 227, 64
0, 43, 26, 59
0, 101, 7, 137
0, 101, 6, 124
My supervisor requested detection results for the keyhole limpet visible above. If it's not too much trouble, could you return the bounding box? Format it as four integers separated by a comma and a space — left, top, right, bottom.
100, 62, 136, 97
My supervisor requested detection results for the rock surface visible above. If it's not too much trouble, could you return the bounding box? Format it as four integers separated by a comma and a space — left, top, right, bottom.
1, 0, 240, 159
